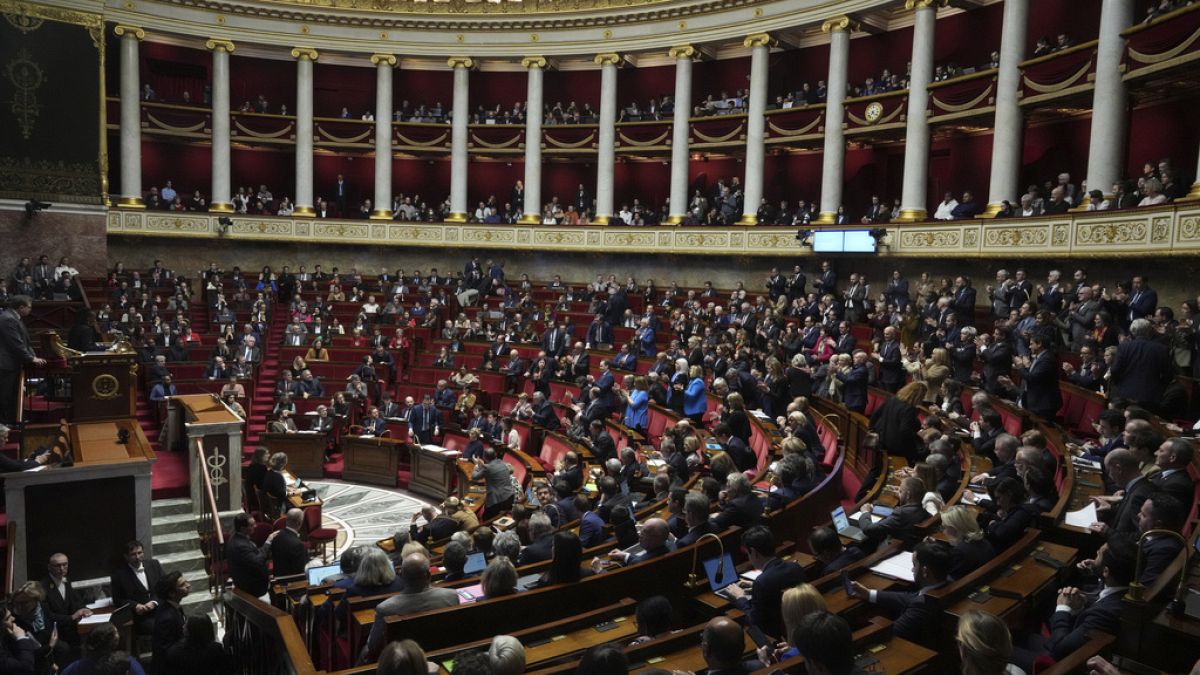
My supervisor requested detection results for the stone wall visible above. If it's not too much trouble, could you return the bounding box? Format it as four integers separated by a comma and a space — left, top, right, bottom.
0, 203, 108, 277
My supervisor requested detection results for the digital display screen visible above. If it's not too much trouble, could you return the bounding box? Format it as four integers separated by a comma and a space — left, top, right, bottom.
811, 230, 878, 253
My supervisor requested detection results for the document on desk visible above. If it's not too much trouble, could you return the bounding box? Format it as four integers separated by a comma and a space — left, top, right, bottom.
869, 550, 916, 583
1064, 503, 1098, 529
87, 597, 113, 610
79, 613, 112, 626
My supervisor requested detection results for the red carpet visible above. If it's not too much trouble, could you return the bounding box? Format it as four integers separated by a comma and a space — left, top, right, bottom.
151, 449, 190, 499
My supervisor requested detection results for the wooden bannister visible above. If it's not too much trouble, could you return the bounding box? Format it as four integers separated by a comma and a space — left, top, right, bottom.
194, 438, 227, 601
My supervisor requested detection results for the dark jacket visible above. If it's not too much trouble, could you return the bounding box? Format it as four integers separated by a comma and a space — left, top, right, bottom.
710, 493, 764, 530
861, 503, 926, 552
874, 588, 943, 645
948, 538, 996, 580
111, 559, 166, 608
735, 558, 806, 638
225, 533, 270, 597
870, 398, 922, 465
1047, 590, 1124, 660
151, 602, 186, 675
1019, 351, 1062, 420
270, 528, 310, 578
517, 534, 555, 566
1109, 337, 1172, 407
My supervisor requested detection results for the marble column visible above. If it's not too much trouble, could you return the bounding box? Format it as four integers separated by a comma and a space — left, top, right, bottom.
370, 53, 396, 220
1189, 150, 1200, 200
896, 0, 944, 222
446, 57, 473, 223
520, 56, 547, 224
984, 0, 1029, 216
593, 53, 621, 225
291, 48, 318, 217
817, 16, 856, 224
666, 45, 698, 224
738, 34, 773, 226
1082, 0, 1134, 206
206, 39, 235, 213
114, 25, 145, 208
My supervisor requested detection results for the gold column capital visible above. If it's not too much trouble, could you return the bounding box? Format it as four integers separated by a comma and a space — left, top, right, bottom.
205, 38, 235, 53
521, 55, 548, 69
113, 24, 145, 40
291, 47, 319, 61
821, 15, 860, 33
594, 52, 622, 66
447, 56, 475, 69
743, 33, 776, 49
370, 53, 397, 67
904, 0, 948, 10
668, 44, 699, 60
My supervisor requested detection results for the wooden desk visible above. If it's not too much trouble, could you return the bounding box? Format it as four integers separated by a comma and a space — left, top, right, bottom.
410, 445, 462, 501
988, 541, 1077, 599
261, 432, 327, 479
5, 420, 154, 584
634, 633, 755, 673
342, 436, 407, 487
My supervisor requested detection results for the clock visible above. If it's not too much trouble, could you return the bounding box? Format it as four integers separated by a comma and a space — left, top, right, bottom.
91, 374, 120, 399
864, 102, 884, 124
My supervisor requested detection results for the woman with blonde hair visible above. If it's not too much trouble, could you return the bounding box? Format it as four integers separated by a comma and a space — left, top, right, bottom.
912, 462, 945, 515
942, 505, 996, 580
757, 583, 828, 665
957, 609, 1024, 675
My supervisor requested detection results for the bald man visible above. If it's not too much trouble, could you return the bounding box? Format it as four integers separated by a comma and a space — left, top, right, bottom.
701, 617, 749, 673
603, 518, 673, 567
265, 508, 310, 578
1089, 449, 1155, 537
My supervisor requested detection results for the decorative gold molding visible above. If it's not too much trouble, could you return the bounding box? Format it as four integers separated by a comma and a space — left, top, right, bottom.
521, 55, 547, 69
113, 24, 145, 40
290, 46, 319, 61
594, 52, 622, 66
743, 33, 775, 49
370, 53, 397, 66
0, 1, 101, 28
821, 15, 858, 33
205, 38, 235, 53
447, 56, 475, 69
668, 44, 698, 60
904, 0, 948, 9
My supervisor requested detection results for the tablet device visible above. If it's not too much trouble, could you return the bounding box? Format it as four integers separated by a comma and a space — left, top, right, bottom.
463, 552, 487, 575
307, 564, 341, 585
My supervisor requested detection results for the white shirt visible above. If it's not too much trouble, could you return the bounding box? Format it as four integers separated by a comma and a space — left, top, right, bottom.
933, 199, 959, 220
132, 564, 149, 590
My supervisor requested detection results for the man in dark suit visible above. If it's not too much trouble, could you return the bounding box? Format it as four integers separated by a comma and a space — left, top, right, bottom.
722, 526, 806, 639
860, 477, 928, 552
815, 260, 837, 296
951, 276, 977, 326
603, 518, 672, 566
1014, 537, 1135, 671
586, 419, 617, 465
710, 473, 764, 530
594, 362, 617, 414
552, 452, 584, 492
834, 324, 857, 356
849, 540, 951, 646
471, 446, 516, 520
1017, 335, 1062, 421
1090, 449, 1154, 537
268, 509, 310, 578
594, 475, 632, 523
517, 512, 555, 565
1151, 438, 1196, 506
226, 513, 270, 598
1134, 493, 1187, 587
42, 552, 91, 647
0, 295, 45, 424
980, 328, 1014, 396
111, 540, 165, 635
1126, 275, 1158, 322
410, 505, 459, 544
677, 491, 719, 546
836, 351, 871, 414
1109, 319, 1173, 409
237, 335, 261, 365
151, 571, 191, 674
408, 395, 439, 445
576, 494, 607, 549
530, 392, 561, 431
715, 423, 755, 473
332, 174, 349, 215
808, 526, 865, 577
885, 270, 910, 311
874, 326, 904, 392
586, 315, 614, 350
542, 322, 567, 358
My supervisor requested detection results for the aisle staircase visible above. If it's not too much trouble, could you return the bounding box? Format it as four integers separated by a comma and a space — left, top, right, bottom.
245, 308, 289, 450
149, 497, 215, 616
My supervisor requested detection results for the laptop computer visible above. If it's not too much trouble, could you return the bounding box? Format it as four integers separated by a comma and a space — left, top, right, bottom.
463, 552, 487, 575
831, 505, 866, 542
307, 564, 342, 586
704, 553, 739, 598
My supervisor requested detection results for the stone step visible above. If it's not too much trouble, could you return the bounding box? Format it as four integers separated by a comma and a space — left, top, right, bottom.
154, 530, 202, 555
151, 497, 193, 518
152, 512, 200, 537
157, 549, 208, 574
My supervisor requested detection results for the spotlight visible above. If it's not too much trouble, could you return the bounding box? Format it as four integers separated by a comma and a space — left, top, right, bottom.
217, 216, 233, 234
795, 228, 814, 245
24, 200, 50, 216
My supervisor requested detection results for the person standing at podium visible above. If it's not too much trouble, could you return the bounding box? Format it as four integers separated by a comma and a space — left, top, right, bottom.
0, 296, 45, 425
409, 395, 439, 445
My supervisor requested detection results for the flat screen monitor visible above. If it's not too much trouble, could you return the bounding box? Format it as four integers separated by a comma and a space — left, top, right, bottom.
811, 230, 877, 253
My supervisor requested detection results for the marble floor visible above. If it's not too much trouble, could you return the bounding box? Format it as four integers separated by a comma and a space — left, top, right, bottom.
308, 480, 434, 561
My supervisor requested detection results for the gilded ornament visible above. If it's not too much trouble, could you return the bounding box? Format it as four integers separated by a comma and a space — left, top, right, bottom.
91, 374, 120, 399
5, 49, 44, 139
864, 101, 883, 123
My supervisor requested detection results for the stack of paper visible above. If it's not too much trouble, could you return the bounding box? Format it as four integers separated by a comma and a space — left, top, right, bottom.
1064, 503, 1098, 529
869, 550, 916, 583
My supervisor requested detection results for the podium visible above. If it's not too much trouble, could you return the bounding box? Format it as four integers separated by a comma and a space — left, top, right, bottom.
3, 419, 154, 585
166, 394, 245, 515
39, 335, 139, 422
342, 436, 407, 487
260, 432, 327, 479
410, 445, 461, 501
